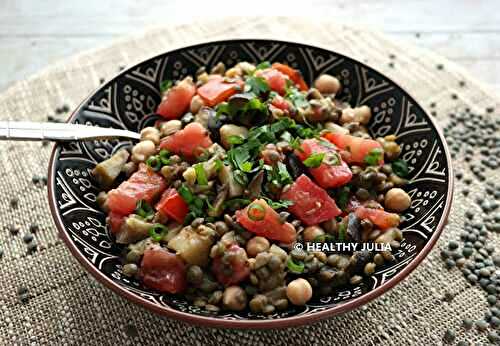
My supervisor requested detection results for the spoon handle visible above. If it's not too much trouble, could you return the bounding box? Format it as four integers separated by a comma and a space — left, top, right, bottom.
0, 121, 140, 142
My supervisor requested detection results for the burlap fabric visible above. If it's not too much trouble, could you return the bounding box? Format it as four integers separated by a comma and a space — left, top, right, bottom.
0, 17, 499, 345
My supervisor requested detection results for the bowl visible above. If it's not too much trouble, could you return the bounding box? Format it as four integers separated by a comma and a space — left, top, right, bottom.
47, 39, 453, 328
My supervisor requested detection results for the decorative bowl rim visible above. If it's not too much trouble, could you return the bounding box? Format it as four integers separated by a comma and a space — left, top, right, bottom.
47, 38, 454, 329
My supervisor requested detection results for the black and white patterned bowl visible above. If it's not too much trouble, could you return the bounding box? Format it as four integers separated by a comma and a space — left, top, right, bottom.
47, 39, 453, 328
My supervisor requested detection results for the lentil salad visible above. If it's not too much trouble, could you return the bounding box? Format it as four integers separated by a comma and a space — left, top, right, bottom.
93, 61, 412, 314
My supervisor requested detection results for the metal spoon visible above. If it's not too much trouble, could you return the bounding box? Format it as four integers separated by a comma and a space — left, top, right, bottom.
0, 121, 140, 141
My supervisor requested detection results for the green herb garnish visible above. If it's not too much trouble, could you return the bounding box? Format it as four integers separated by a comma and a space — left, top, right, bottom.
392, 159, 409, 177
245, 76, 270, 95
240, 161, 253, 173
135, 200, 154, 220
303, 152, 325, 168
149, 224, 168, 242
227, 135, 245, 146
146, 155, 162, 171
194, 163, 208, 186
159, 149, 171, 165
287, 257, 305, 273
262, 197, 294, 210
338, 223, 347, 241
247, 202, 266, 221
336, 185, 351, 211
364, 148, 384, 166
256, 61, 271, 70
214, 159, 223, 172
159, 80, 173, 93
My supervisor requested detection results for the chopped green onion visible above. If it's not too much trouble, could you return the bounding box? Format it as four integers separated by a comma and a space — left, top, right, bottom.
247, 202, 266, 221
149, 224, 168, 242
146, 155, 161, 171
392, 159, 409, 177
160, 80, 173, 93
135, 200, 154, 220
287, 257, 305, 273
178, 184, 194, 203
194, 163, 208, 186
303, 152, 325, 168
159, 149, 171, 165
324, 152, 341, 166
233, 170, 248, 186
276, 162, 292, 185
364, 148, 384, 166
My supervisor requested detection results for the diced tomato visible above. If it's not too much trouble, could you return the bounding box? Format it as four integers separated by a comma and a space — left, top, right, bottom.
355, 206, 400, 230
272, 63, 308, 91
107, 163, 166, 216
108, 212, 126, 234
156, 78, 196, 119
281, 174, 342, 226
159, 122, 213, 160
212, 243, 250, 286
139, 245, 187, 294
271, 94, 290, 111
197, 76, 243, 107
323, 133, 384, 165
235, 199, 296, 244
295, 139, 352, 188
155, 188, 189, 223
258, 68, 288, 95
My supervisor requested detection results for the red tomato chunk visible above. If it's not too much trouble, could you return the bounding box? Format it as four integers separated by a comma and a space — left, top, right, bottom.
272, 63, 308, 91
139, 245, 187, 294
355, 206, 400, 230
323, 132, 383, 165
281, 174, 342, 226
156, 78, 196, 119
107, 163, 166, 216
197, 76, 243, 107
160, 122, 213, 160
212, 243, 250, 286
235, 199, 296, 244
295, 138, 352, 188
258, 68, 288, 95
155, 188, 189, 224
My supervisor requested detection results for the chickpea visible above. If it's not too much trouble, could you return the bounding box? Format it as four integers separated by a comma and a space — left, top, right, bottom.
246, 236, 270, 257
140, 127, 160, 145
314, 74, 341, 95
222, 286, 247, 311
384, 188, 412, 212
190, 95, 204, 114
235, 62, 256, 75
159, 120, 182, 137
323, 122, 349, 135
339, 108, 355, 124
286, 278, 313, 306
219, 124, 249, 149
303, 225, 325, 242
353, 106, 372, 125
131, 140, 156, 163
225, 66, 243, 78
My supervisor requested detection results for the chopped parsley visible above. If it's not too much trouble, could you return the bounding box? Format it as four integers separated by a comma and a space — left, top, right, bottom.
256, 61, 271, 70
244, 76, 270, 95
364, 148, 384, 166
194, 163, 208, 185
392, 159, 409, 177
159, 80, 173, 93
303, 152, 325, 168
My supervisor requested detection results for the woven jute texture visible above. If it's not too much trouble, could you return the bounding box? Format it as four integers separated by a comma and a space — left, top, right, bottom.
0, 17, 499, 345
